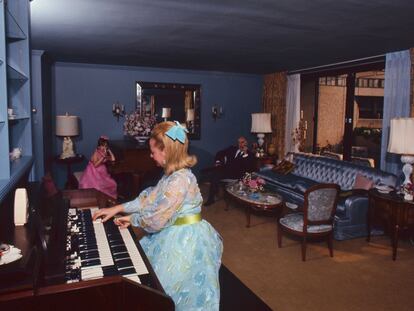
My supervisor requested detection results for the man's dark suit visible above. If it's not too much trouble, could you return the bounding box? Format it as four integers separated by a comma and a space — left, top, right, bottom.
204, 145, 256, 205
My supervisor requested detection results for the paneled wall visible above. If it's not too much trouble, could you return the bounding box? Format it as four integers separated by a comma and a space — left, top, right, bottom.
262, 72, 287, 160
51, 62, 263, 187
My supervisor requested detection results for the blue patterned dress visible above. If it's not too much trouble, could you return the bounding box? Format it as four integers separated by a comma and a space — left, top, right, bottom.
123, 168, 223, 310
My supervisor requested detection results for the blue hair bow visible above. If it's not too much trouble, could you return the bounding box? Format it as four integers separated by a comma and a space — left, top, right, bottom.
166, 121, 189, 144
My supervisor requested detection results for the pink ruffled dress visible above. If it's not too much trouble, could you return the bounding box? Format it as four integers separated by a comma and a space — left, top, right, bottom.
79, 149, 117, 199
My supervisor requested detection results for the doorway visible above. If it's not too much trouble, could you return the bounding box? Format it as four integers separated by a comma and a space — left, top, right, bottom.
299, 61, 385, 167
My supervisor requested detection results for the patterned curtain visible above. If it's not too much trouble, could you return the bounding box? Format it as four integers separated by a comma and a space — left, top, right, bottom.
262, 72, 288, 160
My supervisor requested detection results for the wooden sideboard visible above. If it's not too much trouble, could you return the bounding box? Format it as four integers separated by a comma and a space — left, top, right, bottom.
108, 140, 162, 200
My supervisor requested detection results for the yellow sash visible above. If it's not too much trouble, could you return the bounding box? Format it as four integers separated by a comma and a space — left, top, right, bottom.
173, 213, 202, 226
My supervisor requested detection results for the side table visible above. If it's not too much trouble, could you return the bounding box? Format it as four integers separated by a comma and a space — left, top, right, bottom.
255, 156, 276, 171
54, 154, 85, 189
367, 189, 414, 260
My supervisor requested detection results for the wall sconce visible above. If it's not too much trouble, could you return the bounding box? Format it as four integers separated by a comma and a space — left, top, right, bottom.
212, 105, 223, 121
112, 102, 125, 121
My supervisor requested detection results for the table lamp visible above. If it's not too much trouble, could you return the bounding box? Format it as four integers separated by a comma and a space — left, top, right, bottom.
251, 113, 272, 147
387, 117, 414, 187
161, 107, 171, 122
56, 114, 79, 159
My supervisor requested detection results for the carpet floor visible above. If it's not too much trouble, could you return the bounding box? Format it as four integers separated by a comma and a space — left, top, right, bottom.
200, 186, 414, 311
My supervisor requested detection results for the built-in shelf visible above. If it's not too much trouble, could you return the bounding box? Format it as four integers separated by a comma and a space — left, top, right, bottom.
8, 115, 29, 121
7, 63, 28, 81
0, 0, 32, 202
5, 8, 26, 41
0, 156, 33, 202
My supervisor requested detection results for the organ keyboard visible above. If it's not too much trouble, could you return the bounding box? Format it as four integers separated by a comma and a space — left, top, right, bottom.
0, 187, 174, 310
65, 207, 149, 284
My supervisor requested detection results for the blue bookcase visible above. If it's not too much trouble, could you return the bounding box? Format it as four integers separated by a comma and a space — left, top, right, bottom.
0, 0, 32, 202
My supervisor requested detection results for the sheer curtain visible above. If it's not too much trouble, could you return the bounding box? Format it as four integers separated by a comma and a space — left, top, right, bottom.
380, 50, 411, 175
284, 74, 301, 155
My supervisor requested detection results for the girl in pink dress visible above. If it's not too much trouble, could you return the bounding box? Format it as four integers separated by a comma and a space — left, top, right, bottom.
79, 136, 117, 199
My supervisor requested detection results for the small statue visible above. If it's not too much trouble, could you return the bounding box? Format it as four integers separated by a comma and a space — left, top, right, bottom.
61, 137, 75, 159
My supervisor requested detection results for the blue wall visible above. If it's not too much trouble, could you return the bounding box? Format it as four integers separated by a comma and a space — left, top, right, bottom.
52, 62, 263, 187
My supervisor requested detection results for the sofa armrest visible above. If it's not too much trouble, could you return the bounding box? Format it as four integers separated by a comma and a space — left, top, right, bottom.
339, 195, 369, 224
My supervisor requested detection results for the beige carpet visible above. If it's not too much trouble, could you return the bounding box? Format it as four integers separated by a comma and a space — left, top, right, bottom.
200, 186, 414, 311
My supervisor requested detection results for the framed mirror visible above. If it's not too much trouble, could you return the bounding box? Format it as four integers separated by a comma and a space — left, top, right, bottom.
136, 81, 201, 139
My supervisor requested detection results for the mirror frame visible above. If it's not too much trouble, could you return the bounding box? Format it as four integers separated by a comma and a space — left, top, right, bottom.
136, 81, 201, 140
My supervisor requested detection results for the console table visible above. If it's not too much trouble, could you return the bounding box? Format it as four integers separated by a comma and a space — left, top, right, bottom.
367, 189, 414, 260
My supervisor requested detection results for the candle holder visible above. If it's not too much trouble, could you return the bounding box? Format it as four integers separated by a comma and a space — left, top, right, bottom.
112, 102, 125, 121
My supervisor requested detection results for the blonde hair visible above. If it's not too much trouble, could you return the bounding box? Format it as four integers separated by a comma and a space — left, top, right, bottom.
150, 121, 197, 175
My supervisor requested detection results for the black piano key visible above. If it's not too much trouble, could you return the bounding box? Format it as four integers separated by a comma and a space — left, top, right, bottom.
118, 267, 136, 275
111, 245, 128, 253
114, 258, 133, 268
81, 259, 101, 267
102, 265, 118, 276
113, 252, 130, 260
80, 251, 100, 259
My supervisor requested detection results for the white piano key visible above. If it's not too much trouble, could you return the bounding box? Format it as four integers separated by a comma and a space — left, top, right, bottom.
119, 228, 148, 274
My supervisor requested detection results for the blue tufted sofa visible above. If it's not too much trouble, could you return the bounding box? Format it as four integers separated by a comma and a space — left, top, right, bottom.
254, 153, 398, 240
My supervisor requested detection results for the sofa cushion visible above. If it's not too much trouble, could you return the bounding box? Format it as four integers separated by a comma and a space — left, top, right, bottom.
272, 160, 295, 175
353, 173, 374, 190
257, 170, 317, 194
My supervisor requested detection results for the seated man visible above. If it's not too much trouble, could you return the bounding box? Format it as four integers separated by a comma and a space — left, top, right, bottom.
204, 136, 256, 206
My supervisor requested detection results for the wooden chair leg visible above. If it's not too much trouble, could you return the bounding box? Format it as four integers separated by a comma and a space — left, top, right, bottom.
328, 232, 334, 257
301, 237, 307, 261
277, 224, 282, 248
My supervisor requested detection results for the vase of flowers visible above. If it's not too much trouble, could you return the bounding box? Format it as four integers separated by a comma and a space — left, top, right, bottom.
123, 110, 157, 143
241, 172, 266, 193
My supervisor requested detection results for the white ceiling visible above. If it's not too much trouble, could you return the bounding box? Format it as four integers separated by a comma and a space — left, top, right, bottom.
30, 0, 414, 74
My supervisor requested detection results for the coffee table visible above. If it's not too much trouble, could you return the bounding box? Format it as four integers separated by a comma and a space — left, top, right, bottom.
225, 182, 284, 227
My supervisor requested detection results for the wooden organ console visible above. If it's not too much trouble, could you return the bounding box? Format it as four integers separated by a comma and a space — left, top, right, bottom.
0, 186, 174, 310
108, 140, 162, 200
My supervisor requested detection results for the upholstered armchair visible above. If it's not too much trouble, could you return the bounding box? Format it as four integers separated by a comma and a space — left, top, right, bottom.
277, 183, 340, 261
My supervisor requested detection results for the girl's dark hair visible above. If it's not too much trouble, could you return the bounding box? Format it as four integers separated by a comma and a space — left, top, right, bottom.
97, 137, 108, 147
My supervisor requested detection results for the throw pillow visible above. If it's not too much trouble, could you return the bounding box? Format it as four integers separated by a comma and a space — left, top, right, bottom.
272, 160, 295, 175
353, 174, 374, 190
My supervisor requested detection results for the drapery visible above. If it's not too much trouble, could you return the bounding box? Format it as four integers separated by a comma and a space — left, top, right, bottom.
284, 74, 301, 154
380, 50, 411, 176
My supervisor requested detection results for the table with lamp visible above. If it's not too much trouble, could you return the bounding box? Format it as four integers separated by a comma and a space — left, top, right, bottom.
54, 114, 84, 189
367, 117, 414, 260
251, 113, 275, 168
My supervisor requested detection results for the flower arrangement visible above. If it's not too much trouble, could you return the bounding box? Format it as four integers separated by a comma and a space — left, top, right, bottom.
242, 172, 266, 192
402, 183, 414, 201
123, 110, 157, 138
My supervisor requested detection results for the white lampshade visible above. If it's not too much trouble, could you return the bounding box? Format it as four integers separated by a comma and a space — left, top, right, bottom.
251, 113, 272, 133
388, 118, 414, 155
186, 108, 195, 121
56, 114, 79, 136
161, 107, 171, 118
